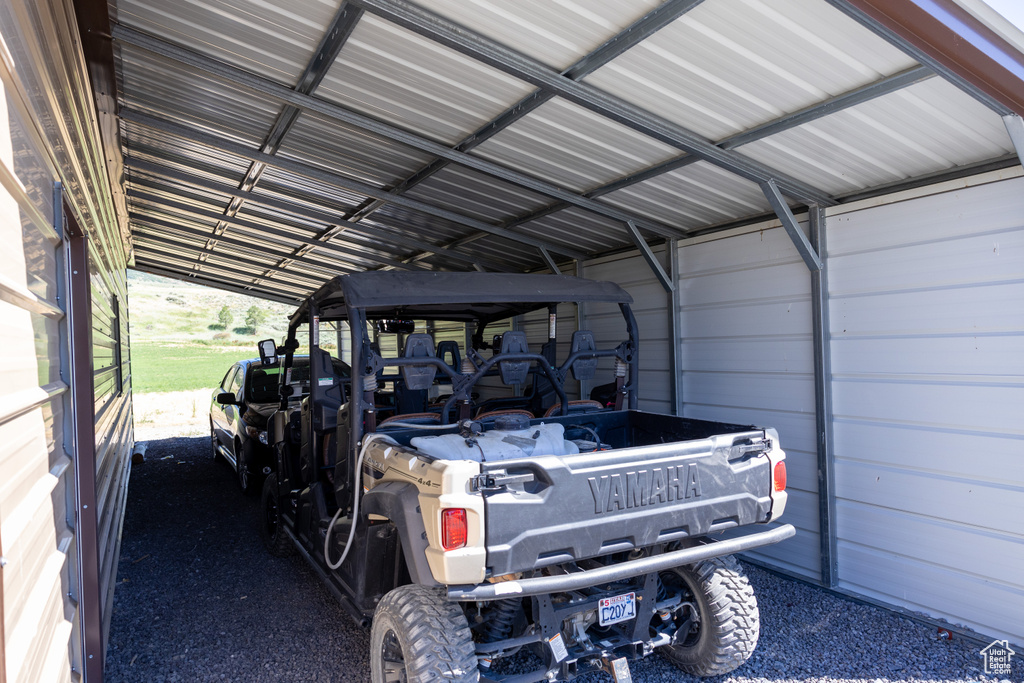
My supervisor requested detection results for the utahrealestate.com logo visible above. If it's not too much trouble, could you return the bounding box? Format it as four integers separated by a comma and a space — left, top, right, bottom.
980, 639, 1016, 676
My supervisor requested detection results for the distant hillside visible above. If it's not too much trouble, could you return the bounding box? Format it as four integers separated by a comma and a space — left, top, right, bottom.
127, 271, 306, 393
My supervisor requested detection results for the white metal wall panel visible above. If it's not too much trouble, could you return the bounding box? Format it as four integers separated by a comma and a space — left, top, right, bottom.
676, 226, 820, 580
582, 247, 671, 414
828, 177, 1024, 645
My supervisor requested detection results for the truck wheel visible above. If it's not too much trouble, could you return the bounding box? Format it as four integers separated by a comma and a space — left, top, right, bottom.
657, 554, 759, 677
260, 473, 294, 558
370, 585, 478, 683
210, 421, 223, 462
237, 440, 258, 496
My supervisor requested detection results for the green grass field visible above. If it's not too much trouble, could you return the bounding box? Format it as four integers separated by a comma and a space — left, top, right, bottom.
130, 342, 256, 393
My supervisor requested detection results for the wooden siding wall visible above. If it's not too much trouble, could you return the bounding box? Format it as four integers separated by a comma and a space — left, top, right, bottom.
0, 0, 132, 680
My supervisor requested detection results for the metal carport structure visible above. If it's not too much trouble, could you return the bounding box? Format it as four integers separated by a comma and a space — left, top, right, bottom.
1, 0, 1023, 680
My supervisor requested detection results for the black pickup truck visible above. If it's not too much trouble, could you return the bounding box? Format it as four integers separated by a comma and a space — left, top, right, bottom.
256, 272, 793, 683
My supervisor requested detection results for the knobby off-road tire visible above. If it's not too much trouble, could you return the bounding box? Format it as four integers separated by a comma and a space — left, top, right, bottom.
260, 473, 294, 558
370, 584, 478, 683
658, 554, 759, 677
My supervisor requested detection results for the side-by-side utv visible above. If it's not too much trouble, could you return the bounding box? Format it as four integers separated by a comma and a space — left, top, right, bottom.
255, 272, 793, 683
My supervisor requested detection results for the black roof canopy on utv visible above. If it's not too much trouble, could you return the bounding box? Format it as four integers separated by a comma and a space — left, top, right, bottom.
288, 272, 634, 328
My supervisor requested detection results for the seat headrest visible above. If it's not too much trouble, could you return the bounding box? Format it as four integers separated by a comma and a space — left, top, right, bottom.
498, 331, 530, 385
401, 333, 436, 391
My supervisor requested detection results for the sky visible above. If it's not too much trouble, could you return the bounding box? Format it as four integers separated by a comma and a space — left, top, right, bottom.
981, 0, 1024, 32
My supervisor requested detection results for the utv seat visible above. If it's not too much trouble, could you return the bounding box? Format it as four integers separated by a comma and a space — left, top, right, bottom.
543, 400, 605, 418
378, 412, 441, 429
475, 408, 534, 422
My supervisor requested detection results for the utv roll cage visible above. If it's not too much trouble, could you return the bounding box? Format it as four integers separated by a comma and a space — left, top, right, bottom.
277, 272, 639, 510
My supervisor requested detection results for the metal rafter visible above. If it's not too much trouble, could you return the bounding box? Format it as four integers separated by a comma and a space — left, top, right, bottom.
113, 25, 690, 243
403, 66, 934, 264
132, 233, 327, 287
127, 187, 427, 271
133, 240, 317, 291
347, 0, 836, 207
132, 261, 302, 304
126, 157, 513, 272
131, 214, 358, 275
343, 0, 706, 227
120, 108, 588, 259
168, 3, 365, 284
626, 221, 674, 293
824, 0, 1016, 116
760, 179, 822, 272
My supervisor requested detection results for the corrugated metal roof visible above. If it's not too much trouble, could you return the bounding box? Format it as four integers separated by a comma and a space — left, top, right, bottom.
108, 0, 1021, 299
421, 0, 662, 71
316, 12, 536, 144
116, 0, 338, 83
583, 0, 918, 140
471, 97, 680, 192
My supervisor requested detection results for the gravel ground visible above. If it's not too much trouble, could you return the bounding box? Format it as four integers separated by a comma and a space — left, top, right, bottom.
106, 436, 1020, 683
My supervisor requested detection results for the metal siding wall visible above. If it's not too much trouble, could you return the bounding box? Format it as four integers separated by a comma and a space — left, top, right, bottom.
829, 178, 1024, 645
676, 228, 821, 581
582, 247, 671, 414
0, 0, 133, 678
0, 73, 75, 683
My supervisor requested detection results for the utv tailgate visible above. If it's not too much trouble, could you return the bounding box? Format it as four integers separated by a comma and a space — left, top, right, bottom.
481, 429, 775, 577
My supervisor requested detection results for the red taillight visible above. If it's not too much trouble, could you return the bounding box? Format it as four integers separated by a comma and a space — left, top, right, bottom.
441, 508, 468, 551
773, 461, 787, 492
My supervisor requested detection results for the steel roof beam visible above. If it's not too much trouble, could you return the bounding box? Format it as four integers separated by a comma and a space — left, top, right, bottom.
1003, 115, 1024, 167
127, 186, 426, 271
112, 26, 686, 241
120, 108, 587, 259
408, 65, 936, 262
131, 213, 359, 275
537, 247, 560, 275
178, 3, 365, 279
345, 0, 706, 226
125, 157, 512, 272
132, 260, 303, 304
824, 0, 1019, 116
626, 221, 674, 292
347, 0, 835, 207
760, 179, 822, 272
132, 232, 328, 287
133, 240, 316, 291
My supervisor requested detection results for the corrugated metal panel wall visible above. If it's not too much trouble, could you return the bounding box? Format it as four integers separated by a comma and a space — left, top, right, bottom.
0, 74, 76, 683
675, 227, 821, 580
582, 246, 672, 413
0, 0, 133, 679
828, 177, 1024, 645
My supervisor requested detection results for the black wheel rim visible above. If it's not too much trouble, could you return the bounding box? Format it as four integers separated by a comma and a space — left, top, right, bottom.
380, 629, 407, 683
238, 449, 249, 490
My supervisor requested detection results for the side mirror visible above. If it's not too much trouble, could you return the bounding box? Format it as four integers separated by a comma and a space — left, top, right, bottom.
257, 338, 277, 366
216, 392, 237, 406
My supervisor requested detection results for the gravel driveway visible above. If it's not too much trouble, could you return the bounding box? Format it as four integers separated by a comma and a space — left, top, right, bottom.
105, 436, 1018, 683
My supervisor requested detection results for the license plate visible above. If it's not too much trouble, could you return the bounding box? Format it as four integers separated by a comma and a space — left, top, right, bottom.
598, 592, 636, 626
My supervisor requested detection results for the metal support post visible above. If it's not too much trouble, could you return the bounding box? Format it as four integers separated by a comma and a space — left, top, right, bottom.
809, 206, 837, 587
66, 215, 104, 682
669, 239, 684, 416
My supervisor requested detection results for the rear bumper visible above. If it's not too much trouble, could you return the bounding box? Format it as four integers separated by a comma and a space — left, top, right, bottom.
447, 523, 795, 601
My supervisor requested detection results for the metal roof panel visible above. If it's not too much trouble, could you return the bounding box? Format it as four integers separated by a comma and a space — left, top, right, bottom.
116, 0, 338, 84
317, 13, 536, 144
583, 0, 918, 141
471, 97, 680, 192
